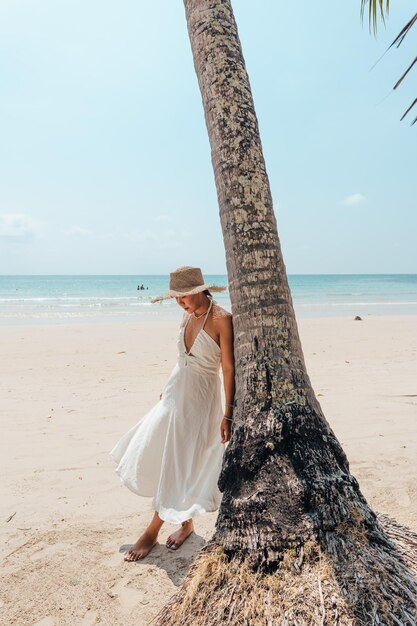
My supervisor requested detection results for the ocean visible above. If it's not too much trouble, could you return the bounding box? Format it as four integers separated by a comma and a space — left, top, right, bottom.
0, 274, 416, 325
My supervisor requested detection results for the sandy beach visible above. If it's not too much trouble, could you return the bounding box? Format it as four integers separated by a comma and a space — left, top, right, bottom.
1, 315, 416, 626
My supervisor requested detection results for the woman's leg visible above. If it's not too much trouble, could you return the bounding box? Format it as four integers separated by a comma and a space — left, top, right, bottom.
124, 511, 164, 562
166, 518, 194, 550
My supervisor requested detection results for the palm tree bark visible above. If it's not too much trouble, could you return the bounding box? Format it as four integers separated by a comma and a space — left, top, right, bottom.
154, 1, 417, 624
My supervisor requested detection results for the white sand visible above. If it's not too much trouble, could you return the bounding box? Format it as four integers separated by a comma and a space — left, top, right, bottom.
1, 316, 416, 625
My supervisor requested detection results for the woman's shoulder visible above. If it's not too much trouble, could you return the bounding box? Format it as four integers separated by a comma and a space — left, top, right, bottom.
212, 302, 232, 326
213, 301, 232, 317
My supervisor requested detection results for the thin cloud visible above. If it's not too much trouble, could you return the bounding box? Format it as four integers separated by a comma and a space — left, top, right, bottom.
155, 214, 172, 222
340, 193, 367, 207
0, 213, 41, 241
126, 228, 157, 243
157, 228, 187, 249
65, 225, 91, 236
126, 227, 191, 249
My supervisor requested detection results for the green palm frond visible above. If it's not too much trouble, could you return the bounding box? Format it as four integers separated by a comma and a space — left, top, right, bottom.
400, 98, 417, 124
394, 55, 417, 91
389, 12, 417, 49
361, 2, 417, 125
360, 0, 390, 34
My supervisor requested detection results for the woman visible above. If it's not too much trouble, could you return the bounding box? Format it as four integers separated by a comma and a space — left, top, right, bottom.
110, 266, 235, 562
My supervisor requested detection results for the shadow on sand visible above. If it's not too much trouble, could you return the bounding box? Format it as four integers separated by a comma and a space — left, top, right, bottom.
118, 531, 208, 586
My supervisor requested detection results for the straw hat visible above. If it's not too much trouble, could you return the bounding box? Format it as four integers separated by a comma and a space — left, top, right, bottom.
151, 266, 226, 303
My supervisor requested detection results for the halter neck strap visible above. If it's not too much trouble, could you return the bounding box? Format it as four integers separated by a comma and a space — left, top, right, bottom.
201, 297, 213, 331
185, 297, 213, 330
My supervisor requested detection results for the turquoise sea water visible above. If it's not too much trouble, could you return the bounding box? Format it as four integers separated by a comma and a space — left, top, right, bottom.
0, 274, 416, 324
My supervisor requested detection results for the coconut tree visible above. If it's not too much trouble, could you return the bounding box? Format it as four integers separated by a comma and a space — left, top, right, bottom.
361, 0, 417, 124
154, 1, 417, 624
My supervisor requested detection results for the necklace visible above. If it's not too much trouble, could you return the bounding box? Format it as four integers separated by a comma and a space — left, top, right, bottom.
193, 307, 209, 319
193, 298, 212, 319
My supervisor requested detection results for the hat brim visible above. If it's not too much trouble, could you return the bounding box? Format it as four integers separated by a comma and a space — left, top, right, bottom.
151, 284, 226, 304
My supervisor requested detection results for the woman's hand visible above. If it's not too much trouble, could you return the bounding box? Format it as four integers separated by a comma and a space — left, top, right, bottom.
220, 417, 232, 444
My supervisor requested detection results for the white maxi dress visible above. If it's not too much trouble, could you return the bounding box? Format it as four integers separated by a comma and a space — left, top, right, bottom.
110, 299, 226, 524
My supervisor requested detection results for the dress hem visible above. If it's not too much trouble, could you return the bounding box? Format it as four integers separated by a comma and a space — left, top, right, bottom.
154, 499, 221, 525
111, 455, 221, 525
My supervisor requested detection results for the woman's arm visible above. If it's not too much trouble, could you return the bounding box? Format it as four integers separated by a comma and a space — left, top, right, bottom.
218, 313, 235, 443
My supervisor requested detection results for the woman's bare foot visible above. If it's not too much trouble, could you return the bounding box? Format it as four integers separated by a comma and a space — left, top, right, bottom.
123, 511, 164, 562
124, 529, 158, 561
166, 519, 194, 550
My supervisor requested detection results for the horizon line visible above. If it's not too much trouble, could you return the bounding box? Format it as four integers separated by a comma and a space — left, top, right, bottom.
1, 273, 416, 278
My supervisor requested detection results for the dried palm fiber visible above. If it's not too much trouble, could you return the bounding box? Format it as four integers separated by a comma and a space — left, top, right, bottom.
151, 514, 416, 626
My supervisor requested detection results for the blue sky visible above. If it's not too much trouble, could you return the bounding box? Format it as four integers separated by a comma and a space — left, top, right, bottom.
0, 0, 415, 275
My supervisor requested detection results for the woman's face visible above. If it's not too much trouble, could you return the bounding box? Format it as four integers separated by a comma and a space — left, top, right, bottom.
176, 293, 202, 313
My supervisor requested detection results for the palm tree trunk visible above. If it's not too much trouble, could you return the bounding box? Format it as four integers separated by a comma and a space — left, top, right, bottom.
154, 1, 417, 624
